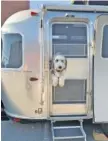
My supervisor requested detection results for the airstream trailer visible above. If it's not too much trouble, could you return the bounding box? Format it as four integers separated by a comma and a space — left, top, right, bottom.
1, 4, 108, 140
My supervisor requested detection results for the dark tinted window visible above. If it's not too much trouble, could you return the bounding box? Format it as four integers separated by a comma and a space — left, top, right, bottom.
102, 25, 108, 58
72, 0, 108, 5
89, 1, 108, 6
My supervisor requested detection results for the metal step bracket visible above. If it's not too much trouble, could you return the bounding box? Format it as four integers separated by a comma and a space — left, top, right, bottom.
51, 120, 87, 141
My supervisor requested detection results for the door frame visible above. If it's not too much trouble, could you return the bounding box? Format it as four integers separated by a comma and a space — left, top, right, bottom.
48, 17, 93, 116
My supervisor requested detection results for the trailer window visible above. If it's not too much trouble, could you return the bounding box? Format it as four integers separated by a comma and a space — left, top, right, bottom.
52, 23, 87, 58
102, 25, 108, 58
1, 34, 22, 68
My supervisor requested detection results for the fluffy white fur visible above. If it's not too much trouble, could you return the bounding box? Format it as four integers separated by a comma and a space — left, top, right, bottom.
51, 54, 67, 87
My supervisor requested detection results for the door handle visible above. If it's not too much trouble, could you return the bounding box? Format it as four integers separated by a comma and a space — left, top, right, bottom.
29, 77, 38, 81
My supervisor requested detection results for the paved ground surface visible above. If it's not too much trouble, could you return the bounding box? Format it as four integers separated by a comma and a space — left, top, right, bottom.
1, 120, 98, 141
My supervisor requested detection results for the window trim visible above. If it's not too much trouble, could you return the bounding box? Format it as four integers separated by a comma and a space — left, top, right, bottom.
1, 32, 24, 71
101, 24, 108, 59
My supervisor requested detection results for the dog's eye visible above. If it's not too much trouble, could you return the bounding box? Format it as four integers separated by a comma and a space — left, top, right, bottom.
61, 60, 64, 63
56, 59, 58, 62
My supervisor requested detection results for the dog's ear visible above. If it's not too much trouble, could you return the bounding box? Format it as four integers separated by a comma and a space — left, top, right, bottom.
49, 58, 54, 70
52, 59, 54, 69
49, 59, 52, 69
65, 58, 67, 70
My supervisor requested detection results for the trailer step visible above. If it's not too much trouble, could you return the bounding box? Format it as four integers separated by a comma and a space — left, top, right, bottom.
51, 120, 87, 141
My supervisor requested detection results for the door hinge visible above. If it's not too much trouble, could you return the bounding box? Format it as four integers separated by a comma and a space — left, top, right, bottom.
91, 40, 95, 56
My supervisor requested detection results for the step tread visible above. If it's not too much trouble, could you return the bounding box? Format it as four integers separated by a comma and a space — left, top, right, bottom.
54, 135, 84, 139
53, 126, 81, 129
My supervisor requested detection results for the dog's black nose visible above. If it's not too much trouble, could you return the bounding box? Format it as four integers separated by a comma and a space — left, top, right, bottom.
59, 66, 62, 69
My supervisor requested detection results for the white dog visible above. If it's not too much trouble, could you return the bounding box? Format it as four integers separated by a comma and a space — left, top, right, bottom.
50, 54, 67, 87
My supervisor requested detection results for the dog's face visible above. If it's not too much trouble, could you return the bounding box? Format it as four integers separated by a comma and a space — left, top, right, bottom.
53, 54, 67, 72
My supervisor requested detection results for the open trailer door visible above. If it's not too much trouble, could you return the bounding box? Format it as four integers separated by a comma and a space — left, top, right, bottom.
94, 15, 108, 123
41, 6, 92, 117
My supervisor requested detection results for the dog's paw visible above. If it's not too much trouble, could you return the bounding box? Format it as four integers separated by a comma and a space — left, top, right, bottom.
59, 77, 65, 87
52, 75, 58, 87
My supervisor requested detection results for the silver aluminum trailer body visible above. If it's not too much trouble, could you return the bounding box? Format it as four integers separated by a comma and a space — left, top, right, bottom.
1, 5, 108, 124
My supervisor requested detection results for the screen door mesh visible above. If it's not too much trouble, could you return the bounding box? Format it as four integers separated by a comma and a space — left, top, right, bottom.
53, 79, 86, 104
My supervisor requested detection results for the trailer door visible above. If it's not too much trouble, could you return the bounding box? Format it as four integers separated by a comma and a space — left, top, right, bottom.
48, 19, 91, 116
94, 15, 108, 123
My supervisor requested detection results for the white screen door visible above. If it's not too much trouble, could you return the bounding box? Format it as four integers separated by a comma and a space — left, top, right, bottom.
49, 21, 91, 116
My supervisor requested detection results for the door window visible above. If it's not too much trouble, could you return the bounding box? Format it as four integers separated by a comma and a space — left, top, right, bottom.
102, 25, 108, 58
52, 23, 88, 58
